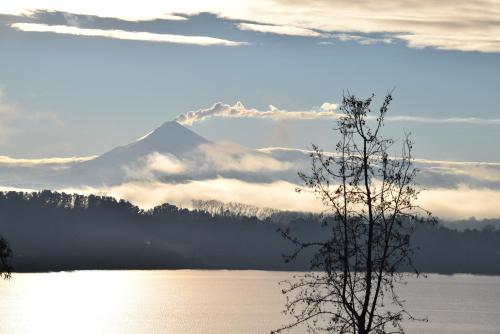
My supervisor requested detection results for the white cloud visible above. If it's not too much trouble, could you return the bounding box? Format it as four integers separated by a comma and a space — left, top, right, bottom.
397, 34, 500, 53
414, 158, 500, 168
0, 1, 186, 22
176, 100, 500, 126
123, 143, 293, 180
0, 155, 96, 167
0, 185, 36, 193
3, 0, 499, 52
319, 102, 337, 111
237, 23, 321, 37
384, 115, 500, 125
257, 147, 312, 155
61, 178, 324, 212
258, 146, 500, 187
418, 186, 500, 220
261, 146, 500, 167
3, 147, 500, 218
330, 33, 393, 45
175, 101, 341, 125
146, 152, 185, 174
10, 23, 247, 46
124, 152, 186, 180
197, 142, 293, 172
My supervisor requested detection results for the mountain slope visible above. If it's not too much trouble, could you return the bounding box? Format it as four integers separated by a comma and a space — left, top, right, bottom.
65, 121, 208, 185
86, 121, 207, 166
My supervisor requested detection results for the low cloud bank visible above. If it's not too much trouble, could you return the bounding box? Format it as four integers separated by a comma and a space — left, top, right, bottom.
261, 146, 500, 189
123, 142, 293, 180
4, 174, 500, 220
124, 153, 186, 180
57, 179, 500, 220
418, 186, 500, 220
61, 178, 324, 212
0, 155, 97, 167
197, 142, 293, 173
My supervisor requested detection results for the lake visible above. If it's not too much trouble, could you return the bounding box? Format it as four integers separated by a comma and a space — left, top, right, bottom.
0, 270, 499, 333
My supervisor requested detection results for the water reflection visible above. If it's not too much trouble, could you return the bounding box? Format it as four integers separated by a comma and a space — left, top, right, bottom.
0, 271, 499, 334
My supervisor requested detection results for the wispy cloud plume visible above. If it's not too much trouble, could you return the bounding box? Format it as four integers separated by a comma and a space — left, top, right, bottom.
0, 2, 187, 22
176, 101, 500, 126
0, 87, 20, 142
0, 85, 64, 143
331, 33, 393, 45
11, 23, 247, 46
175, 101, 341, 125
237, 23, 321, 37
384, 115, 500, 125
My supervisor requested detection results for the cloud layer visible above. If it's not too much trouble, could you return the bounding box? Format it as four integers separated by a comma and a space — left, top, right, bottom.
0, 1, 187, 22
0, 155, 96, 167
11, 23, 246, 46
104, 144, 500, 219
3, 141, 500, 219
3, 0, 500, 52
59, 178, 324, 212
384, 115, 500, 125
123, 142, 293, 181
197, 142, 293, 173
54, 179, 500, 220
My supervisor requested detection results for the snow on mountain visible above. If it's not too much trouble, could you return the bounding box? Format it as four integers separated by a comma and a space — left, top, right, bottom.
65, 121, 209, 185
0, 120, 301, 189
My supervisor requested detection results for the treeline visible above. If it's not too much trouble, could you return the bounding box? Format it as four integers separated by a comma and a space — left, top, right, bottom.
0, 190, 499, 274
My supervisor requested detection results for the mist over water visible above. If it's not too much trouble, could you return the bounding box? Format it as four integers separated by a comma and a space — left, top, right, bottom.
0, 270, 499, 334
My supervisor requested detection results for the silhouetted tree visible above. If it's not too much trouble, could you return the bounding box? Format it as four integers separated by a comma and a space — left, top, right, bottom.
274, 93, 435, 334
0, 236, 12, 280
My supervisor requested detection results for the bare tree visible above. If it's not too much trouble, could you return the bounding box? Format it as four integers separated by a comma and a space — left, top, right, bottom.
273, 93, 435, 334
0, 236, 12, 280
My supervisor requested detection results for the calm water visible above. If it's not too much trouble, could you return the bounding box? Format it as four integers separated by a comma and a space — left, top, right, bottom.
0, 270, 499, 334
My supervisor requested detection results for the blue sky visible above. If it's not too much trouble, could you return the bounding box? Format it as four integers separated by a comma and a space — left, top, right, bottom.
1, 1, 500, 219
1, 1, 499, 163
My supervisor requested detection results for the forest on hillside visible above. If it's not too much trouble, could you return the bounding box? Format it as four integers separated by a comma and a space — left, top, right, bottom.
0, 190, 499, 274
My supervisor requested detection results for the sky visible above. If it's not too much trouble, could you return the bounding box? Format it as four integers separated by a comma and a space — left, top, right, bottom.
1, 1, 500, 219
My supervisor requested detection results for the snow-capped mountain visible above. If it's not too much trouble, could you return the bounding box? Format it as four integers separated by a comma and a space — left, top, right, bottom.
65, 121, 209, 185
0, 120, 303, 189
90, 121, 208, 165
